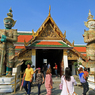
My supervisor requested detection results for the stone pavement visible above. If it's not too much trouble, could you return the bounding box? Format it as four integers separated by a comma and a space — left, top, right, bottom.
1, 82, 95, 95
0, 76, 95, 95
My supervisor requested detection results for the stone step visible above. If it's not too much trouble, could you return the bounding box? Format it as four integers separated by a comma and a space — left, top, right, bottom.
0, 76, 20, 93
88, 81, 95, 89
0, 88, 13, 93
0, 77, 14, 83
0, 79, 19, 85
0, 83, 19, 93
0, 85, 12, 89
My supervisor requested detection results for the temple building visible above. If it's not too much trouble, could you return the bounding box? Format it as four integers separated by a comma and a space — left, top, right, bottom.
14, 7, 88, 76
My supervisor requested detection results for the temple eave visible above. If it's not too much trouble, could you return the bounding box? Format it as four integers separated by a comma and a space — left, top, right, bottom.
25, 46, 73, 50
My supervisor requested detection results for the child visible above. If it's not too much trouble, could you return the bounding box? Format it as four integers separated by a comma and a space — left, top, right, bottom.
45, 69, 53, 95
83, 67, 89, 80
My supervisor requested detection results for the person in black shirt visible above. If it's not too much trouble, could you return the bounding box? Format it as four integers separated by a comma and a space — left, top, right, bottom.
42, 63, 47, 78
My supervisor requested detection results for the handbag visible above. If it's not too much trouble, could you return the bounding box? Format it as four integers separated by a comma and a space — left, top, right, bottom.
64, 77, 78, 95
50, 85, 53, 89
20, 80, 24, 91
59, 83, 63, 90
59, 75, 63, 90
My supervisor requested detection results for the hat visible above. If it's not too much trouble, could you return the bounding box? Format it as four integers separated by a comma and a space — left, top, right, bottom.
38, 68, 41, 70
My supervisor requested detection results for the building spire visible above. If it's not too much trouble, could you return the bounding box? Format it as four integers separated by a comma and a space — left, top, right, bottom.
48, 5, 51, 17
87, 10, 94, 20
4, 7, 16, 27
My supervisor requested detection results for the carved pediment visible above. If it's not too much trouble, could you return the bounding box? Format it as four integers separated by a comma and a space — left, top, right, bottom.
68, 50, 78, 60
18, 49, 32, 60
37, 23, 61, 40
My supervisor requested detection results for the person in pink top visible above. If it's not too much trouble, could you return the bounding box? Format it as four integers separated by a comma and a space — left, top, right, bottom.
60, 67, 77, 95
45, 69, 53, 95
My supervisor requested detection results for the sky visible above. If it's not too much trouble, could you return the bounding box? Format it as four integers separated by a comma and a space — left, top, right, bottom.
0, 0, 95, 44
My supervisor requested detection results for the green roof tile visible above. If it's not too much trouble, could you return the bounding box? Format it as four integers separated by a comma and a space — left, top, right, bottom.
29, 41, 70, 48
17, 33, 32, 35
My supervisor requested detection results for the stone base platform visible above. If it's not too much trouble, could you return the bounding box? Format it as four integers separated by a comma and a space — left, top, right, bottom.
0, 77, 19, 93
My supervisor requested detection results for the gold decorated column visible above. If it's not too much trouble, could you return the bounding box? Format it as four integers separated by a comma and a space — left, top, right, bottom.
63, 49, 68, 74
32, 49, 36, 80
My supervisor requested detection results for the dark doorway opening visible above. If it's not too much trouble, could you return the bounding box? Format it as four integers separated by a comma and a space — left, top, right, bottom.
21, 60, 27, 72
36, 49, 63, 75
68, 60, 73, 73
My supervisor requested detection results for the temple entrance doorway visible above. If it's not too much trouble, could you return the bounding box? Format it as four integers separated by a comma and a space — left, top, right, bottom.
21, 60, 27, 72
36, 49, 63, 75
68, 60, 76, 75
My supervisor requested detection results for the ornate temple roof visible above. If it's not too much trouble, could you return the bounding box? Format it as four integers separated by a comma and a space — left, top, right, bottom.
26, 40, 71, 49
14, 6, 87, 61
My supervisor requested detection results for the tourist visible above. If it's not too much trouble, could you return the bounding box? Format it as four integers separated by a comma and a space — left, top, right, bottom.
53, 63, 58, 78
60, 67, 77, 95
42, 63, 47, 78
45, 69, 53, 95
83, 67, 89, 81
47, 63, 51, 69
78, 67, 89, 95
23, 63, 34, 95
34, 68, 44, 95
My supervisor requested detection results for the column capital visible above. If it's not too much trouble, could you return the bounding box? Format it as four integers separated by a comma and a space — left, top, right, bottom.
32, 49, 36, 56
63, 49, 68, 55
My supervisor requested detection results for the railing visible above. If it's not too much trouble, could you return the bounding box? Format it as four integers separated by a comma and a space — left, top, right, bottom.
1, 71, 24, 94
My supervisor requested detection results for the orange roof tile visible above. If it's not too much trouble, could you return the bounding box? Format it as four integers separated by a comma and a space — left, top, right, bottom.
37, 41, 62, 45
17, 35, 32, 43
15, 46, 25, 49
74, 47, 86, 52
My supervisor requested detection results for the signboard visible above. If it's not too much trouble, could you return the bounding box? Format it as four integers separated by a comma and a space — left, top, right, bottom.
43, 59, 47, 63
12, 68, 17, 76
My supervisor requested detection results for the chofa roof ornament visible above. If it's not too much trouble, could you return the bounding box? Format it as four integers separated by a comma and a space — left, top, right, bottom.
84, 10, 95, 29
4, 8, 16, 27
87, 10, 94, 21
48, 5, 51, 17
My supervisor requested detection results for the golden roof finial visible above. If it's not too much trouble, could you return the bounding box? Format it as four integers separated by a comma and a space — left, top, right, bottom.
88, 10, 91, 16
63, 31, 66, 39
48, 5, 51, 17
72, 40, 74, 47
32, 29, 35, 37
87, 9, 94, 20
24, 39, 27, 46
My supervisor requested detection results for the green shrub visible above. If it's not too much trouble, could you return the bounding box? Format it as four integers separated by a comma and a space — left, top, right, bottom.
25, 60, 32, 65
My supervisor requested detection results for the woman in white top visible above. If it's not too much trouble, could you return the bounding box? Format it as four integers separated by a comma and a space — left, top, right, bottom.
60, 67, 77, 95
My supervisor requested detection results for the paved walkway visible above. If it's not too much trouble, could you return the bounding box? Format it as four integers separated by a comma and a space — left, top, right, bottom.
1, 76, 95, 95
1, 82, 95, 95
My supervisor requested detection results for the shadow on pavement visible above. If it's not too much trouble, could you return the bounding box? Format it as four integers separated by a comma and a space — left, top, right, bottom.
88, 89, 95, 95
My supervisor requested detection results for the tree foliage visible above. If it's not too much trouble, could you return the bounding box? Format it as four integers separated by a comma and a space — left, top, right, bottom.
74, 62, 82, 69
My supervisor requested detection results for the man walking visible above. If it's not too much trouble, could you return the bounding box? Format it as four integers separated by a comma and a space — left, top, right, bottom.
23, 63, 34, 95
53, 63, 58, 78
78, 67, 89, 95
47, 63, 51, 69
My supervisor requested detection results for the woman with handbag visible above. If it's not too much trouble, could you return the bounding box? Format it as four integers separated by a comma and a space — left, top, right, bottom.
60, 67, 77, 95
45, 69, 53, 95
34, 68, 44, 95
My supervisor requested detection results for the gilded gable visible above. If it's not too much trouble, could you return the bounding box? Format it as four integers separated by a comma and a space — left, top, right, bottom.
36, 23, 61, 40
